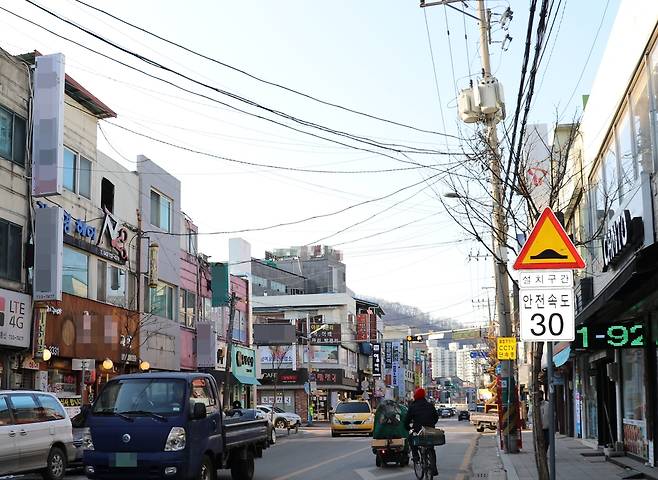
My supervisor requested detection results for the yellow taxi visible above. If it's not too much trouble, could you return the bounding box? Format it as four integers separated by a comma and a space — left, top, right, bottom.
330, 399, 374, 437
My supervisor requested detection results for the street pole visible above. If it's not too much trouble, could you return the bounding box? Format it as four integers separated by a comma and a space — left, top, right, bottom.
476, 0, 517, 454
306, 313, 312, 426
222, 292, 237, 409
547, 341, 556, 480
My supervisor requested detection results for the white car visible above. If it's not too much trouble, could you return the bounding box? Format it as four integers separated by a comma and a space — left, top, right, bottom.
0, 390, 75, 480
256, 404, 302, 430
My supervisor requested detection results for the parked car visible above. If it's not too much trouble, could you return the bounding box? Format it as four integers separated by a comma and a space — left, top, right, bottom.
0, 390, 76, 480
457, 410, 470, 421
84, 372, 270, 480
227, 408, 276, 446
70, 410, 90, 466
256, 404, 302, 431
330, 399, 374, 437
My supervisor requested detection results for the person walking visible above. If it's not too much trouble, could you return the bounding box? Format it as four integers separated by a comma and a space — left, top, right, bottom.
404, 388, 440, 476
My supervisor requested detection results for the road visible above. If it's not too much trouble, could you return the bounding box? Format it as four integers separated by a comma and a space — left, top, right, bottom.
5, 418, 481, 480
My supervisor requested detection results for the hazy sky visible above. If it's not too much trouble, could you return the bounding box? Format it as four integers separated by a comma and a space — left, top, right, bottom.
1, 0, 619, 324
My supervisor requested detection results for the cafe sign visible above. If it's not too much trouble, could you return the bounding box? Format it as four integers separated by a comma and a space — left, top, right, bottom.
233, 345, 256, 378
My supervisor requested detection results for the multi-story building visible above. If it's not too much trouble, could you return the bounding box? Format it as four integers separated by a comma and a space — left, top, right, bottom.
0, 49, 33, 389
538, 2, 658, 466
254, 293, 361, 419
267, 245, 346, 294
429, 344, 457, 379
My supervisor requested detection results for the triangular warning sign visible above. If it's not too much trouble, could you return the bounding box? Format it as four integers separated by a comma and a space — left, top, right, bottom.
513, 207, 585, 270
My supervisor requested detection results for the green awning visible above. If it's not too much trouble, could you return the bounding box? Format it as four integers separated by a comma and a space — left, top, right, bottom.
232, 373, 261, 386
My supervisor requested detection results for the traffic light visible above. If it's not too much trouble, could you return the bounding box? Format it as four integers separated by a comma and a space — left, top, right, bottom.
406, 335, 423, 342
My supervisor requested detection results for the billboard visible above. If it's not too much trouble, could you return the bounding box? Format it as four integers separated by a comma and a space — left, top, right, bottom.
32, 53, 65, 197
259, 345, 296, 367
253, 323, 296, 345
302, 345, 339, 364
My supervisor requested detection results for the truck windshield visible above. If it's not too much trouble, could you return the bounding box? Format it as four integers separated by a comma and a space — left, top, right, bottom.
93, 379, 186, 416
335, 402, 370, 414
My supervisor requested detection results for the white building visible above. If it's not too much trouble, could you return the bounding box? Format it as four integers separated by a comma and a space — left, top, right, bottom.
430, 345, 456, 379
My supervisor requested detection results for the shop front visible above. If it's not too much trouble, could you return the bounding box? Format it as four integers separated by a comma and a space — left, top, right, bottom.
258, 368, 307, 414
0, 287, 32, 389
40, 293, 140, 405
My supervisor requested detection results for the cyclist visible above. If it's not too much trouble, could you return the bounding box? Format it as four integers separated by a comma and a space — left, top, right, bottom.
404, 388, 439, 476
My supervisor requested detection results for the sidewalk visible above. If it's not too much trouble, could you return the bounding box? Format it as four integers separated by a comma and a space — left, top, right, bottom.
471, 433, 508, 480
498, 431, 635, 480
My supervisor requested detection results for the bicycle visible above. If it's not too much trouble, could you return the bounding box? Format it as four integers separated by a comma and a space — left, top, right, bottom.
409, 427, 444, 480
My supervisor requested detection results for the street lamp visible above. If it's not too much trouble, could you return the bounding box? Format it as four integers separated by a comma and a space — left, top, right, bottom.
139, 360, 150, 372
42, 348, 52, 362
102, 358, 113, 371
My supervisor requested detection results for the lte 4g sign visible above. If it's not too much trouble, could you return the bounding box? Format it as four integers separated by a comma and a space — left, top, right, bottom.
514, 208, 585, 342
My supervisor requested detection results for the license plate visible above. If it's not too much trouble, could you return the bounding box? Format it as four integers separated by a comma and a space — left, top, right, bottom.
113, 452, 137, 467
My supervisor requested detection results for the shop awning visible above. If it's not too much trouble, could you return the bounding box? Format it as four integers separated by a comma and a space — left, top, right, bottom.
232, 373, 261, 386
553, 346, 571, 368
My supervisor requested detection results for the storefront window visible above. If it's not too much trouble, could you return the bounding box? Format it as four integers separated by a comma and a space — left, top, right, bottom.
97, 260, 126, 307
179, 289, 196, 328
615, 109, 637, 197
149, 281, 174, 319
63, 247, 88, 297
630, 72, 652, 174
585, 372, 598, 440
622, 349, 648, 458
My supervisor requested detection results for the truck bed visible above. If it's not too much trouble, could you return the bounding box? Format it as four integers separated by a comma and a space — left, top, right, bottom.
224, 417, 270, 450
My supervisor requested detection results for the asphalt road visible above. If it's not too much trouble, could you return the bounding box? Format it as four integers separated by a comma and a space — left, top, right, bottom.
5, 418, 480, 480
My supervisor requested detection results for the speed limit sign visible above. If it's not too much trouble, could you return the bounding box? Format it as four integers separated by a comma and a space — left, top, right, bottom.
519, 288, 575, 341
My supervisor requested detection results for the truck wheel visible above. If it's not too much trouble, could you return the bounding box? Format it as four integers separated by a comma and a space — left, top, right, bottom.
230, 452, 254, 480
476, 425, 485, 432
376, 454, 382, 467
42, 446, 67, 480
198, 455, 216, 480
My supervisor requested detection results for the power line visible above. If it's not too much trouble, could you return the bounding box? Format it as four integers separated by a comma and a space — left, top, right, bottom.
22, 1, 466, 156
2, 4, 464, 175
71, 0, 463, 138
104, 121, 438, 175
138, 172, 446, 237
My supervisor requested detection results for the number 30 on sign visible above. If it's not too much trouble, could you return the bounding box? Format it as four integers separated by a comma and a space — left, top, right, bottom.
519, 288, 575, 341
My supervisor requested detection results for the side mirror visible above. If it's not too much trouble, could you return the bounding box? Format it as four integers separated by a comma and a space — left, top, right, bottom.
192, 402, 207, 420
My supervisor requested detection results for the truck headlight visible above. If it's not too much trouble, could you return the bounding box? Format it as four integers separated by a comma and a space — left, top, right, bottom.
164, 427, 186, 451
82, 431, 94, 451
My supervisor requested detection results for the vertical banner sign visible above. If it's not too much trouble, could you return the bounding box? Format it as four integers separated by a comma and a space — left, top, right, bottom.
372, 343, 382, 377
32, 53, 65, 197
384, 341, 392, 368
356, 314, 368, 341
33, 207, 63, 301
402, 340, 409, 365
392, 341, 400, 363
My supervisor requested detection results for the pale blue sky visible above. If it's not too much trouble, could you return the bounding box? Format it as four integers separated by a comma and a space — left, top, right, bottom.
2, 0, 619, 324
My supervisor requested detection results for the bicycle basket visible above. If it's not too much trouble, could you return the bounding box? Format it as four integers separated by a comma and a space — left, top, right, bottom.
410, 427, 446, 447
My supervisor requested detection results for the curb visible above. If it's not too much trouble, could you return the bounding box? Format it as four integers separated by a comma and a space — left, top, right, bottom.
496, 439, 520, 480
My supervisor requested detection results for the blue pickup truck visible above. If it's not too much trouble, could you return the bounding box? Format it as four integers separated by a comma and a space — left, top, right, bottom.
82, 372, 269, 480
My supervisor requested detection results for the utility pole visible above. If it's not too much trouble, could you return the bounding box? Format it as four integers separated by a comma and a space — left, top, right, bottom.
222, 292, 238, 409
421, 0, 518, 453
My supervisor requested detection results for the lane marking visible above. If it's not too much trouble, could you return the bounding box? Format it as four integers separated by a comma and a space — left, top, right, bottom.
455, 433, 480, 480
271, 446, 371, 480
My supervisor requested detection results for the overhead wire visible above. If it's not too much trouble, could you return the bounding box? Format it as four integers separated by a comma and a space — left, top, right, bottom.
23, 1, 467, 154
69, 0, 463, 138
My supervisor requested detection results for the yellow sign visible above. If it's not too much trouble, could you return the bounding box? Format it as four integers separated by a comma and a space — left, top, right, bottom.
497, 337, 517, 360
513, 207, 585, 270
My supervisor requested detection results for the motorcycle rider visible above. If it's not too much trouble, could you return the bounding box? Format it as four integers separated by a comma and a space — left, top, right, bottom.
404, 387, 439, 476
